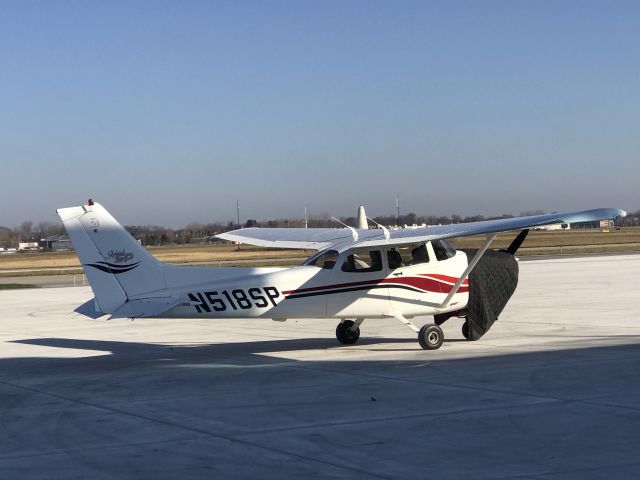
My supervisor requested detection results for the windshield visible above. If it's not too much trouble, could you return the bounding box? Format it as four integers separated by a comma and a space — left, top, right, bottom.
431, 239, 457, 261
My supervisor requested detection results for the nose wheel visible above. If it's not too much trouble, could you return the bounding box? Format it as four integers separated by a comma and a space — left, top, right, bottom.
336, 320, 361, 345
418, 324, 444, 350
461, 320, 470, 340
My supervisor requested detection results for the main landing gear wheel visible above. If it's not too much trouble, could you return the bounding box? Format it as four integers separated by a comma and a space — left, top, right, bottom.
336, 320, 360, 345
418, 324, 444, 350
461, 320, 470, 340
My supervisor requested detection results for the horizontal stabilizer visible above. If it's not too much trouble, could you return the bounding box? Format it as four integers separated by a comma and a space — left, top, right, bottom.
74, 299, 106, 319
111, 296, 186, 319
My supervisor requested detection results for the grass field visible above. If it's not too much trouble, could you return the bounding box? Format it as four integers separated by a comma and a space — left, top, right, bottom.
0, 244, 312, 276
0, 283, 39, 290
451, 227, 640, 255
0, 227, 638, 276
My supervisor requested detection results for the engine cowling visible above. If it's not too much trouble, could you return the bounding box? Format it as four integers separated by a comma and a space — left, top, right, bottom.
461, 249, 519, 340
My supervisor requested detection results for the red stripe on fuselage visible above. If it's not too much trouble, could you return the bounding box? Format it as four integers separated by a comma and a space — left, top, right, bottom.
417, 273, 468, 286
282, 275, 469, 296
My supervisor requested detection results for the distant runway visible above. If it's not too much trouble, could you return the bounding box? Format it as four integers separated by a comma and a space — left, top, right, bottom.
1, 254, 639, 479
0, 273, 87, 288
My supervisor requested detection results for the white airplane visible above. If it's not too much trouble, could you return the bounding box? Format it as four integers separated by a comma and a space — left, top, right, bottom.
57, 200, 625, 350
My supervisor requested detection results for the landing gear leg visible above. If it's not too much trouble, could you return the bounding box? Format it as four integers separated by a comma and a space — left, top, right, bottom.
386, 312, 445, 350
336, 318, 363, 345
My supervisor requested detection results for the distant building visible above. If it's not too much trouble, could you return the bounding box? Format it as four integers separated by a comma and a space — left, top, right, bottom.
571, 219, 614, 229
18, 242, 42, 251
40, 235, 74, 252
534, 223, 570, 231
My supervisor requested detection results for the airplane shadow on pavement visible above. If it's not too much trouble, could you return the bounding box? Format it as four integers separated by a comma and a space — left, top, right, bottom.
2, 336, 640, 480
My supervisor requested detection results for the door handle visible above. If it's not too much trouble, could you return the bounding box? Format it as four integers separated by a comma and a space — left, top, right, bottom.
393, 272, 403, 276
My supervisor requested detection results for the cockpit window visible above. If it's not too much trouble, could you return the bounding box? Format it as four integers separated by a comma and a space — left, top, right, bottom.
304, 250, 339, 269
431, 239, 456, 261
341, 250, 383, 273
387, 243, 430, 269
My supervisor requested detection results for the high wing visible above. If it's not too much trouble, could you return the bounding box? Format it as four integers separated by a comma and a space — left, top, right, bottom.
216, 208, 626, 251
216, 227, 383, 250
358, 207, 626, 249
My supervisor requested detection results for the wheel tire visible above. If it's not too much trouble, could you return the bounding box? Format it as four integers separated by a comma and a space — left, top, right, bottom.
336, 320, 360, 345
418, 324, 444, 350
461, 320, 470, 340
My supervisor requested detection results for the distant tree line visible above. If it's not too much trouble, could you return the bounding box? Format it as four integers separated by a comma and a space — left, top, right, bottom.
96, 208, 640, 247
0, 221, 66, 249
1, 209, 638, 249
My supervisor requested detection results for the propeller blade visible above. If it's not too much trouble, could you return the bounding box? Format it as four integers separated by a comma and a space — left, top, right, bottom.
505, 229, 529, 255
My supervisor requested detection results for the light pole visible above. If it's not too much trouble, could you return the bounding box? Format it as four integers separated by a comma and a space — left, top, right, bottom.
236, 200, 241, 250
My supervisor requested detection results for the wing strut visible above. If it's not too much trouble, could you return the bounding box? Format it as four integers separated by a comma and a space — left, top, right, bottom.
438, 234, 496, 309
366, 216, 391, 240
330, 217, 358, 241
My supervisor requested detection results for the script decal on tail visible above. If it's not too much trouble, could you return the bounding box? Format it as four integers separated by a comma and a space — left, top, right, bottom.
85, 249, 140, 274
106, 249, 134, 263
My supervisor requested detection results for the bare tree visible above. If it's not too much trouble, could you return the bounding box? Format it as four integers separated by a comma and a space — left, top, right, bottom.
18, 221, 33, 242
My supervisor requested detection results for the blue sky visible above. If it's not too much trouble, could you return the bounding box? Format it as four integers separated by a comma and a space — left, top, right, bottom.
1, 1, 638, 227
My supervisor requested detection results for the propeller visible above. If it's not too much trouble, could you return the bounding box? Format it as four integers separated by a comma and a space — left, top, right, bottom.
504, 229, 529, 255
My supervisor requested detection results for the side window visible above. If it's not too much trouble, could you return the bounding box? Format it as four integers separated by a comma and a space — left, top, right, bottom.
386, 249, 403, 269
387, 243, 430, 269
341, 250, 382, 273
431, 240, 456, 261
408, 243, 429, 265
305, 250, 338, 269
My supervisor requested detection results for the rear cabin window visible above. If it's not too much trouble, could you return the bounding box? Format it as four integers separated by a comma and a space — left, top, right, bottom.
431, 240, 456, 261
387, 243, 429, 270
305, 250, 338, 269
341, 250, 383, 273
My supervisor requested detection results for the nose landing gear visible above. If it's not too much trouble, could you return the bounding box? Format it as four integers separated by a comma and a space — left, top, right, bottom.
461, 320, 470, 340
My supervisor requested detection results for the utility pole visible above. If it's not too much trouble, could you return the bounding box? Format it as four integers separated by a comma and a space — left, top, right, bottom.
304, 207, 308, 228
396, 194, 400, 226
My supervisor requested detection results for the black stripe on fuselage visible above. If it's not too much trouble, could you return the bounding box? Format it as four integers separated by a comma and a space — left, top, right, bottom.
284, 284, 427, 300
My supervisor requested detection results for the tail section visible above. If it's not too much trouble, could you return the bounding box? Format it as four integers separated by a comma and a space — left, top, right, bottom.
57, 201, 166, 314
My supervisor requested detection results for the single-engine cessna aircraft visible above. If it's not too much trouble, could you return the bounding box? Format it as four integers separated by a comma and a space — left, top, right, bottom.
58, 200, 625, 350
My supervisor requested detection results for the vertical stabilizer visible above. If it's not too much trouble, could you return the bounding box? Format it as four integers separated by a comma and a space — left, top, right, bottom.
356, 205, 368, 230
57, 201, 166, 313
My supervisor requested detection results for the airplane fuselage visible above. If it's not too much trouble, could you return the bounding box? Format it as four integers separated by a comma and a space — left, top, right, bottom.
161, 248, 470, 320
